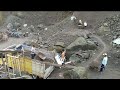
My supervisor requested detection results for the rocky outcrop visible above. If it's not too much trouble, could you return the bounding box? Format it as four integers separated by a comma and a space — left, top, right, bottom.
66, 37, 97, 51
69, 51, 91, 64
63, 66, 88, 79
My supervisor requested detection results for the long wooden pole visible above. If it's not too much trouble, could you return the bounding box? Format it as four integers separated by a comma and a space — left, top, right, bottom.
33, 59, 76, 69
12, 57, 15, 78
5, 53, 11, 78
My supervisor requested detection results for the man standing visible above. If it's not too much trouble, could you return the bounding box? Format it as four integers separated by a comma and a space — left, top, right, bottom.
31, 45, 36, 59
99, 53, 108, 73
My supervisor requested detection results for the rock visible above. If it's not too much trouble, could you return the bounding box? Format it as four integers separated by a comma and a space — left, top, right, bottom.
37, 24, 44, 28
14, 22, 21, 30
0, 32, 8, 41
69, 54, 82, 64
103, 23, 108, 27
97, 26, 110, 35
28, 25, 35, 32
54, 46, 64, 53
2, 33, 8, 41
63, 70, 80, 79
55, 42, 65, 48
63, 66, 88, 79
47, 46, 54, 51
44, 28, 48, 31
81, 52, 90, 59
7, 23, 13, 30
66, 37, 97, 51
89, 60, 99, 70
23, 24, 27, 27
66, 37, 87, 51
87, 40, 97, 50
112, 38, 120, 45
69, 51, 90, 64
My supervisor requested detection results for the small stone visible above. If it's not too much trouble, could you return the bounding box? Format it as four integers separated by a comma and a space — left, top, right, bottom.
44, 28, 48, 30
117, 50, 119, 52
23, 24, 27, 27
103, 23, 108, 26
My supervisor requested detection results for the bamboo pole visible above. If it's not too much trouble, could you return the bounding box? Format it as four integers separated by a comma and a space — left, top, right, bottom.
12, 57, 15, 78
18, 56, 21, 76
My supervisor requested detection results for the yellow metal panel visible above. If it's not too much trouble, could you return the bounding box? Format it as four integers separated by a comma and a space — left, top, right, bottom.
19, 57, 25, 71
24, 57, 32, 74
6, 55, 32, 74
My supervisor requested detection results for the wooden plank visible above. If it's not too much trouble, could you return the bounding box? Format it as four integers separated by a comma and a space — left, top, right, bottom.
33, 59, 76, 69
44, 66, 54, 79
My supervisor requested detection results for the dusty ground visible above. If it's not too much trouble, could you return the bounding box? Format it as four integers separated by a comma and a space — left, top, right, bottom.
1, 11, 120, 79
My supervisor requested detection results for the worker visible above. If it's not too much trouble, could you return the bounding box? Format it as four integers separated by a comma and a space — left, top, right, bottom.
60, 49, 66, 65
31, 45, 36, 59
83, 21, 87, 27
21, 45, 25, 54
99, 53, 108, 73
78, 20, 83, 29
78, 20, 82, 25
70, 15, 76, 21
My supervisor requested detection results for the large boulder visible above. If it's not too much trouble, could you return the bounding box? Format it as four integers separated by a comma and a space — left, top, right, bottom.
87, 40, 97, 50
63, 66, 88, 79
69, 54, 82, 64
89, 60, 99, 70
69, 51, 91, 64
66, 37, 97, 51
66, 37, 87, 51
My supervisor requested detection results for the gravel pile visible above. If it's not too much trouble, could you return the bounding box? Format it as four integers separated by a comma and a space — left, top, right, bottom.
96, 14, 120, 36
